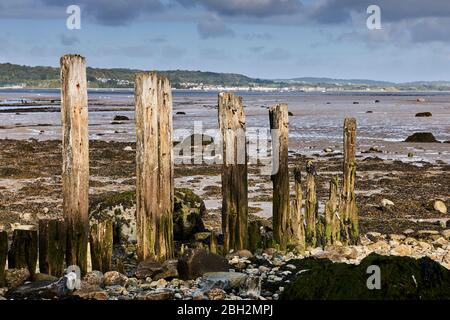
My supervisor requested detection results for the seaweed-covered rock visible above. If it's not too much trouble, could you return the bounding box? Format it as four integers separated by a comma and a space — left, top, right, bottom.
405, 132, 438, 143
178, 249, 229, 280
415, 112, 432, 117
174, 188, 206, 240
281, 253, 450, 300
6, 277, 70, 300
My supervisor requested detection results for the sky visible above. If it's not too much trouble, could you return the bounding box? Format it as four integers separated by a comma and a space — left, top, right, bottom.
1, 0, 450, 82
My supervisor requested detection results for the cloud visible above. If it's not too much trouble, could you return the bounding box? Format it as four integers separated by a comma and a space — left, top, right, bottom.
261, 48, 292, 60
197, 14, 235, 39
60, 34, 80, 46
177, 0, 303, 17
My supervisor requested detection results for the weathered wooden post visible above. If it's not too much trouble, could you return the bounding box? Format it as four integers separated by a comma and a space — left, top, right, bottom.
39, 219, 66, 277
135, 72, 174, 261
341, 118, 359, 245
305, 161, 318, 248
89, 220, 113, 273
60, 54, 89, 274
8, 228, 38, 276
324, 177, 340, 246
269, 104, 290, 250
218, 92, 248, 253
290, 168, 306, 252
0, 230, 7, 287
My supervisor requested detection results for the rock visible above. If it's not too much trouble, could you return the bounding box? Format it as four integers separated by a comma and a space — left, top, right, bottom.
288, 112, 294, 116
391, 245, 412, 256
405, 132, 438, 143
150, 278, 168, 289
381, 199, 394, 208
418, 230, 439, 236
367, 241, 390, 252
174, 188, 206, 240
441, 230, 450, 239
176, 111, 186, 115
374, 100, 380, 103
281, 253, 450, 300
368, 146, 382, 153
72, 284, 108, 300
153, 259, 179, 281
0, 287, 7, 297
135, 259, 163, 280
389, 234, 406, 241
415, 112, 432, 117
353, 102, 359, 104
136, 290, 174, 300
114, 115, 129, 121
433, 200, 447, 214
310, 247, 324, 256
5, 268, 30, 289
177, 249, 230, 280
416, 97, 426, 103
103, 271, 128, 287
366, 232, 383, 242
82, 271, 104, 287
7, 277, 70, 299
323, 148, 333, 153
227, 250, 253, 259
123, 146, 133, 151
207, 288, 226, 300
403, 229, 415, 235
432, 237, 448, 248
202, 272, 247, 290
32, 273, 58, 282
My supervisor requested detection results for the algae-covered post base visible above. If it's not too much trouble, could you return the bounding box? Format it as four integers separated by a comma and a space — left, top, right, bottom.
135, 72, 174, 262
0, 231, 7, 287
341, 118, 359, 245
60, 54, 89, 275
324, 177, 340, 246
90, 219, 113, 273
8, 228, 38, 277
269, 104, 291, 250
219, 92, 248, 253
289, 168, 306, 253
305, 161, 318, 248
39, 219, 66, 277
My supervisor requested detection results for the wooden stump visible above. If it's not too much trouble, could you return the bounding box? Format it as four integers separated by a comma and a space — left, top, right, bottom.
269, 104, 290, 250
209, 232, 218, 254
341, 118, 359, 245
135, 72, 174, 261
89, 220, 113, 273
305, 161, 318, 248
0, 231, 7, 287
218, 92, 248, 253
8, 228, 38, 276
38, 219, 66, 277
325, 176, 340, 246
60, 54, 89, 274
289, 168, 306, 252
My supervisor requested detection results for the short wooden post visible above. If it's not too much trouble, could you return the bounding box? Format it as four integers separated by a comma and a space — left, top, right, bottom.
60, 54, 89, 274
8, 228, 38, 276
116, 258, 125, 274
135, 72, 174, 261
289, 168, 306, 252
39, 219, 66, 277
305, 161, 318, 248
218, 92, 248, 253
89, 220, 113, 273
325, 177, 340, 246
269, 104, 290, 250
0, 231, 7, 287
340, 118, 359, 245
209, 232, 218, 254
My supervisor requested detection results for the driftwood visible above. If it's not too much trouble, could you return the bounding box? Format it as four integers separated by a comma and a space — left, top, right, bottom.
60, 54, 89, 274
219, 92, 248, 253
8, 228, 38, 276
135, 72, 174, 261
269, 104, 290, 250
38, 219, 66, 277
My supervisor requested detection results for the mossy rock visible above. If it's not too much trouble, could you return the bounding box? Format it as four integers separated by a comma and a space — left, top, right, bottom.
281, 253, 450, 300
174, 188, 206, 241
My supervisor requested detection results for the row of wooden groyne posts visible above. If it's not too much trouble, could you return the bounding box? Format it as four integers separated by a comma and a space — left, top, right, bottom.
0, 54, 359, 284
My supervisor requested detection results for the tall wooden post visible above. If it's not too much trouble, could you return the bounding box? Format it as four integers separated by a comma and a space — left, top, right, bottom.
341, 118, 358, 245
219, 92, 248, 253
8, 228, 38, 276
305, 161, 318, 248
39, 219, 66, 277
89, 220, 113, 273
325, 177, 340, 246
0, 230, 7, 287
135, 72, 174, 261
60, 54, 89, 274
290, 168, 306, 252
269, 104, 290, 250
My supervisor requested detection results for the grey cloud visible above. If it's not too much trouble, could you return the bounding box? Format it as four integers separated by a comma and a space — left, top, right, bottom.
60, 34, 80, 46
197, 15, 235, 39
262, 48, 292, 61
177, 0, 303, 17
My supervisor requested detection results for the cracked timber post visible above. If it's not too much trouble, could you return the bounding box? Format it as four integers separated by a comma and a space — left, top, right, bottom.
325, 176, 340, 246
219, 92, 248, 253
38, 219, 66, 277
135, 72, 174, 262
60, 54, 89, 275
269, 104, 290, 250
305, 161, 318, 248
89, 219, 113, 273
290, 168, 306, 253
341, 118, 359, 245
0, 230, 7, 287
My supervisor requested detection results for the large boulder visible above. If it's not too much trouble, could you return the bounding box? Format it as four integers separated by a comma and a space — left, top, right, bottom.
6, 277, 69, 300
405, 132, 438, 143
174, 188, 206, 240
178, 249, 229, 280
281, 253, 450, 300
5, 268, 30, 290
135, 259, 163, 280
